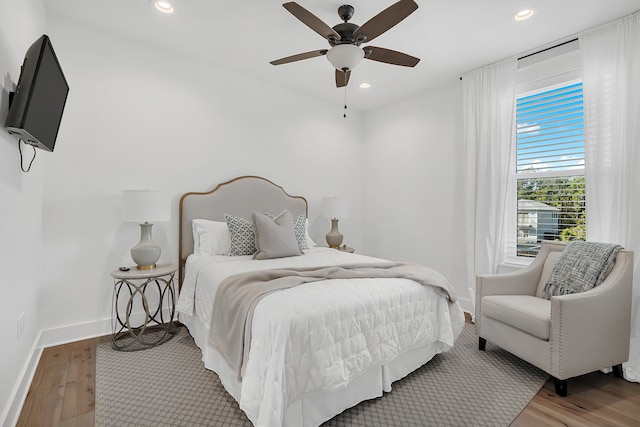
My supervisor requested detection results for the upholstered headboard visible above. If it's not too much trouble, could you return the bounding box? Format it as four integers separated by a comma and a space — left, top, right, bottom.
178, 176, 308, 284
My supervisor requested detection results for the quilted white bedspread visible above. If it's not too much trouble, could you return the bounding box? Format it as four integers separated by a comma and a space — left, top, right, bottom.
177, 248, 464, 427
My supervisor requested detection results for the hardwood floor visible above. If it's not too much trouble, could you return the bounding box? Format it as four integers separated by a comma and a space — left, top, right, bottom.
16, 332, 640, 426
512, 372, 639, 426
16, 335, 110, 427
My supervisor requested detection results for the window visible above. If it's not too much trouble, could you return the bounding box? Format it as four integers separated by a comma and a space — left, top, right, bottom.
513, 81, 586, 258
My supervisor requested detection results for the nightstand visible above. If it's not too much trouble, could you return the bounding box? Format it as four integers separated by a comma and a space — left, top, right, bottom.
110, 264, 177, 351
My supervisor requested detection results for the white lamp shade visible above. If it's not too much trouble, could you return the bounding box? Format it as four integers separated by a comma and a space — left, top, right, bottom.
326, 44, 364, 71
322, 197, 350, 219
122, 190, 171, 223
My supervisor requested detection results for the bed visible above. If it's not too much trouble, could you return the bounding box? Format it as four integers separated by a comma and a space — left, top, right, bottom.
176, 176, 465, 427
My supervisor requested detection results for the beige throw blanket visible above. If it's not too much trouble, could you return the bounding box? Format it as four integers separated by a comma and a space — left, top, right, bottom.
208, 262, 458, 380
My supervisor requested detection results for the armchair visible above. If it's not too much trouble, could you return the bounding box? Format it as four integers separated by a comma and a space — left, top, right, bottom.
475, 241, 633, 396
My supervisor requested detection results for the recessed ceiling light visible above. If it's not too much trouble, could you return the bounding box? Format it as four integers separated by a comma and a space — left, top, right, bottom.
152, 0, 175, 14
514, 9, 535, 21
359, 83, 370, 89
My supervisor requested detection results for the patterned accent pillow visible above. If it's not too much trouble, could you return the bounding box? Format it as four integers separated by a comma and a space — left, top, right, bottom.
224, 214, 256, 256
293, 214, 309, 250
542, 241, 622, 299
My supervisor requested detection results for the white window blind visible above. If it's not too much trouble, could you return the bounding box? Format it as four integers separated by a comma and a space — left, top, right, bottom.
513, 81, 586, 257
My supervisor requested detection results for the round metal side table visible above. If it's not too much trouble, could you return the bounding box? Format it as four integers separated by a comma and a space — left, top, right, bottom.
110, 264, 177, 351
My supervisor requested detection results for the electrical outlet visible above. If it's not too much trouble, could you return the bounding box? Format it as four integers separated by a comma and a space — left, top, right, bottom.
17, 312, 24, 341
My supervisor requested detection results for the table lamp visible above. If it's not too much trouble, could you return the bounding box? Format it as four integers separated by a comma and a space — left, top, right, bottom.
322, 197, 349, 249
122, 190, 170, 269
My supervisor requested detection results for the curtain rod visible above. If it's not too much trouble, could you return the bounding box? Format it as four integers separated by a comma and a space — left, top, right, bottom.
459, 37, 579, 80
517, 37, 578, 60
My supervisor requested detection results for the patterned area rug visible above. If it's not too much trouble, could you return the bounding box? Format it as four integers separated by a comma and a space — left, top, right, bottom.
95, 324, 548, 426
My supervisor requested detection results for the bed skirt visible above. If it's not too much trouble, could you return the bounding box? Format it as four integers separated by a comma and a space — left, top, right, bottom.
180, 311, 453, 427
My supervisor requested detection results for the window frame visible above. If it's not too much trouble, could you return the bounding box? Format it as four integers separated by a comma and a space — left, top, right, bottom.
503, 72, 585, 265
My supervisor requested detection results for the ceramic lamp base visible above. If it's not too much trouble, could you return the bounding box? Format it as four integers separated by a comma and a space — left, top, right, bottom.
131, 223, 161, 269
326, 218, 344, 249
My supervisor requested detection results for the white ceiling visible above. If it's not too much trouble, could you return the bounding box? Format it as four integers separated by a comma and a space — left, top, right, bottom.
44, 0, 639, 111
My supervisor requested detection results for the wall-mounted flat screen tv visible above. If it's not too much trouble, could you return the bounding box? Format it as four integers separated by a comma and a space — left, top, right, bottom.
4, 34, 69, 152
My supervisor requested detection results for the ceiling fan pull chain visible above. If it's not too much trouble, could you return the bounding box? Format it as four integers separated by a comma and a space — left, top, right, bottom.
344, 87, 348, 118
343, 71, 348, 118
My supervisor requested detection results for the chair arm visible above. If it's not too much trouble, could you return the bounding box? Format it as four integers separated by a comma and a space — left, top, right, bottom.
476, 241, 564, 299
476, 253, 548, 299
475, 259, 545, 333
475, 242, 564, 333
476, 267, 541, 298
549, 250, 634, 379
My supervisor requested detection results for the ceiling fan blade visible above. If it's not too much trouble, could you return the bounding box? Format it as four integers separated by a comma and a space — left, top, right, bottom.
335, 69, 351, 88
365, 46, 420, 67
270, 49, 328, 65
354, 0, 418, 43
283, 2, 341, 41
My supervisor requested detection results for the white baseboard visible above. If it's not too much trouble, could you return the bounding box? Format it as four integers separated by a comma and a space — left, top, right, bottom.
2, 333, 42, 427
40, 317, 113, 348
39, 308, 175, 347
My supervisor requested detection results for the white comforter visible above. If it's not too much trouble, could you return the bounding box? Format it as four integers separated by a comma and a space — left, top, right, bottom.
177, 247, 464, 427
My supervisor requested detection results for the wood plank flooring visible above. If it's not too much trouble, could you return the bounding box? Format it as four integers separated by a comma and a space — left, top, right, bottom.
16, 330, 640, 426
16, 335, 110, 427
512, 371, 639, 426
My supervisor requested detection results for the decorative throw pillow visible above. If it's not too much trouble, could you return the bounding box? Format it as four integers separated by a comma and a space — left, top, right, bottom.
542, 241, 622, 299
252, 210, 302, 260
293, 214, 309, 250
224, 214, 256, 256
192, 219, 230, 256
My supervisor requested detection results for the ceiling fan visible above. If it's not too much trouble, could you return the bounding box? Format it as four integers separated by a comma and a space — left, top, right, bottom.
270, 0, 420, 88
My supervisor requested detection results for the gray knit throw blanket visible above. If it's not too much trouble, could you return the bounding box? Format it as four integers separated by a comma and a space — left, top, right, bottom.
542, 241, 622, 299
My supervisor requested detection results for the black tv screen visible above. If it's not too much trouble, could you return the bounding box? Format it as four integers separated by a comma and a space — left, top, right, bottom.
4, 35, 69, 152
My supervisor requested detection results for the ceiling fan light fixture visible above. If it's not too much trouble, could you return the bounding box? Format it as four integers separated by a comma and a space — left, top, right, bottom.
326, 44, 365, 71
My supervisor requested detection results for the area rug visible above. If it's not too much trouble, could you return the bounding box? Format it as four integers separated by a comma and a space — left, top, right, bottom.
95, 324, 548, 426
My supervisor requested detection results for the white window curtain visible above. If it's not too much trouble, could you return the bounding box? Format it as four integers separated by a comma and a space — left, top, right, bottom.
462, 60, 518, 308
581, 11, 640, 382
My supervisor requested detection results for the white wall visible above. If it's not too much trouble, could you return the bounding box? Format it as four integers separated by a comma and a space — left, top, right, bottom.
361, 81, 473, 311
37, 16, 365, 332
0, 0, 48, 423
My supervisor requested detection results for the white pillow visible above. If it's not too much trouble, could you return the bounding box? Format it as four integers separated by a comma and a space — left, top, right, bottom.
304, 218, 316, 248
192, 219, 231, 256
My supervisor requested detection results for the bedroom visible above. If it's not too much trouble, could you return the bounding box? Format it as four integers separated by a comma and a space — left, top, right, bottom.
1, 0, 638, 425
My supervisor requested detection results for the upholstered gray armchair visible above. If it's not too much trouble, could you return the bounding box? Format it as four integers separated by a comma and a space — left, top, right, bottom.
475, 240, 633, 396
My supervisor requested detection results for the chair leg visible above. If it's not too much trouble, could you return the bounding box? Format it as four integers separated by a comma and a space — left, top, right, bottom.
479, 337, 487, 351
553, 378, 567, 397
613, 364, 624, 378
